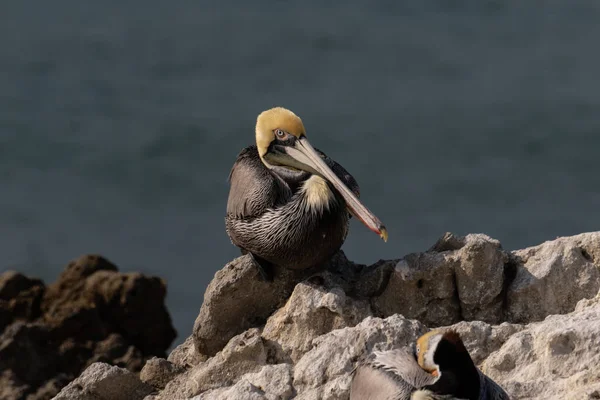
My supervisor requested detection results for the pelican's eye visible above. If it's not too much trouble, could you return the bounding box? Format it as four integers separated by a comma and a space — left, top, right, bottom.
274, 129, 287, 140
416, 344, 420, 354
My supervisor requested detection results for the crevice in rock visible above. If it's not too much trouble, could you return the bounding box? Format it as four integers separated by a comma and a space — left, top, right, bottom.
451, 270, 464, 322
579, 247, 593, 263
501, 255, 519, 321
263, 339, 292, 365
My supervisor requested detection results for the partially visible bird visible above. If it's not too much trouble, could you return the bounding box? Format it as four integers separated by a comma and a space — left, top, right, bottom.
349, 330, 510, 400
350, 347, 440, 400
225, 107, 387, 280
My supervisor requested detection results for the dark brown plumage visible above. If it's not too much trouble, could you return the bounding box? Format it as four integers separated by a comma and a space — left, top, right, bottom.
224, 107, 387, 278
226, 144, 358, 271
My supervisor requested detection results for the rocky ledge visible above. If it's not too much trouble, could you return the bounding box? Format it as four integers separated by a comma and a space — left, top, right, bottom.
0, 255, 176, 400
41, 232, 600, 399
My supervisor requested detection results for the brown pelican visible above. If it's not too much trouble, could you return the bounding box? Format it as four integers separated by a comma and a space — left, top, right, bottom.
349, 330, 510, 400
225, 107, 387, 279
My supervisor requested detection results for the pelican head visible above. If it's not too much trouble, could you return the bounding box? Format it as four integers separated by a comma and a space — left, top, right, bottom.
255, 106, 388, 242
256, 107, 306, 158
415, 330, 469, 377
416, 330, 444, 377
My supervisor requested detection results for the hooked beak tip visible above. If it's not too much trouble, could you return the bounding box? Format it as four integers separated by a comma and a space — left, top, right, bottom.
350, 208, 388, 242
379, 227, 388, 242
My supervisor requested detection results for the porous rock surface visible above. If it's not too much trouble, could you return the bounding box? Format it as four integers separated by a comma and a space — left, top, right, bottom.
53, 362, 154, 400
58, 232, 600, 400
0, 255, 176, 400
191, 252, 364, 359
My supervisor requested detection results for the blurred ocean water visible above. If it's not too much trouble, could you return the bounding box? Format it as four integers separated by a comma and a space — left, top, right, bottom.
1, 1, 599, 345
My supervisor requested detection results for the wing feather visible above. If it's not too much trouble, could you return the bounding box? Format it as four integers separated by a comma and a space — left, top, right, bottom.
226, 146, 290, 219
226, 145, 359, 220
371, 349, 439, 389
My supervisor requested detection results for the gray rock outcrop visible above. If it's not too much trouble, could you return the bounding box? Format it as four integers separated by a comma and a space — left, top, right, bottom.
506, 232, 600, 322
262, 280, 372, 363
54, 231, 600, 399
191, 252, 365, 360
371, 233, 511, 326
484, 289, 600, 399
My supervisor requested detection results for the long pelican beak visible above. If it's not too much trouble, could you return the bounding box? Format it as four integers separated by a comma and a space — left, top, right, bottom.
267, 137, 388, 242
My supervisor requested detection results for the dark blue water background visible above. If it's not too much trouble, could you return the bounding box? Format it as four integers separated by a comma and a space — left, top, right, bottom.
1, 1, 599, 345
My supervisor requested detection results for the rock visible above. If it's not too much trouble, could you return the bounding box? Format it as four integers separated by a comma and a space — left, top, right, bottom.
262, 279, 372, 363
159, 328, 268, 399
348, 259, 394, 298
131, 231, 600, 400
43, 255, 176, 354
452, 234, 509, 322
53, 362, 154, 400
575, 287, 600, 312
9, 232, 600, 400
370, 243, 459, 326
192, 256, 303, 360
0, 322, 55, 388
192, 251, 361, 359
140, 357, 183, 390
191, 381, 268, 400
0, 255, 176, 400
0, 271, 44, 300
0, 271, 45, 331
191, 364, 293, 400
164, 232, 600, 398
507, 232, 600, 323
371, 233, 510, 326
89, 333, 146, 371
484, 290, 600, 399
0, 370, 28, 400
168, 335, 202, 368
293, 314, 427, 398
439, 320, 523, 365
